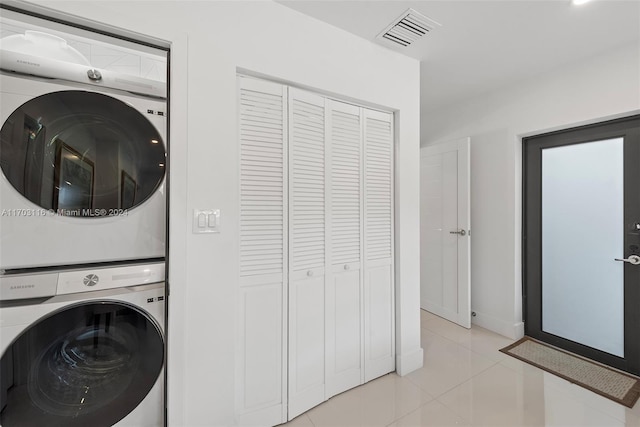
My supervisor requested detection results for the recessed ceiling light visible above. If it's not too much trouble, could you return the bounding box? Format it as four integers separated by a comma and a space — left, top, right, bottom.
572, 0, 591, 5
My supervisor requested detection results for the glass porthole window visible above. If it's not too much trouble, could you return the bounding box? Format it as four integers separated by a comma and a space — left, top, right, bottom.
0, 91, 166, 217
0, 302, 164, 426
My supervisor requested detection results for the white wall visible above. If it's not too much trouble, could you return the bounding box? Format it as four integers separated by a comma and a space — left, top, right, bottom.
21, 1, 423, 425
422, 42, 640, 339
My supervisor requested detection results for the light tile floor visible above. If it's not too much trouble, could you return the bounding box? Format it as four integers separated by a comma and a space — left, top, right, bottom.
283, 309, 640, 427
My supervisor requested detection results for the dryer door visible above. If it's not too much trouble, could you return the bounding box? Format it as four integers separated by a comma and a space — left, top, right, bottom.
0, 90, 166, 216
0, 301, 164, 427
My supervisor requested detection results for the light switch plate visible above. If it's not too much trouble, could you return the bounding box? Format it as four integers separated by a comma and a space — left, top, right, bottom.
193, 209, 220, 234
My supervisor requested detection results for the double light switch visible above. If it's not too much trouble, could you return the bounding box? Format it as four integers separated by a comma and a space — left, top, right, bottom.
193, 209, 220, 233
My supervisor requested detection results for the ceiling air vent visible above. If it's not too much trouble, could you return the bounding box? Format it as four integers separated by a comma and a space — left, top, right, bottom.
377, 8, 440, 47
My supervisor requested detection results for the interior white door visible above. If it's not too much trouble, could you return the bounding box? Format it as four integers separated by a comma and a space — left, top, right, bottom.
287, 88, 326, 420
325, 99, 363, 398
420, 138, 470, 328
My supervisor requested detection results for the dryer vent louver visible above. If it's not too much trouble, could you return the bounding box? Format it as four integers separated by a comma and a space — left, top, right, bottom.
377, 8, 440, 47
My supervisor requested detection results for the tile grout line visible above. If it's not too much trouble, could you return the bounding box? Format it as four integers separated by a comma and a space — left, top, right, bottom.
403, 348, 502, 400
305, 413, 317, 427
430, 359, 502, 400
433, 394, 474, 425
419, 318, 505, 425
463, 342, 511, 364
383, 374, 437, 426
421, 324, 465, 345
383, 394, 438, 427
423, 320, 515, 351
429, 362, 507, 427
422, 321, 514, 365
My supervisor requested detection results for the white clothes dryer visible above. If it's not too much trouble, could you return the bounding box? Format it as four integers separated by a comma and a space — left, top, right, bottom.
0, 48, 167, 271
0, 262, 165, 427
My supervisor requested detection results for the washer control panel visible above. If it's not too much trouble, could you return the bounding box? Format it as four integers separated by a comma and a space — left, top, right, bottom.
0, 273, 58, 301
57, 263, 165, 295
0, 262, 165, 301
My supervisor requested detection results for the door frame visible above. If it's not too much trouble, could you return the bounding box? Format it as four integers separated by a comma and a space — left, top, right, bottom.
522, 114, 640, 374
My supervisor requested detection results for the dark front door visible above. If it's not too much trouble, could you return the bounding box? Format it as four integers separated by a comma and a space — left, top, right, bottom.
523, 114, 640, 375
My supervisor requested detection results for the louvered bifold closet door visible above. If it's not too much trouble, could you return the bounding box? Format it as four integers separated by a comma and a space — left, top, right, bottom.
325, 100, 364, 399
287, 88, 327, 420
236, 76, 288, 426
363, 108, 395, 382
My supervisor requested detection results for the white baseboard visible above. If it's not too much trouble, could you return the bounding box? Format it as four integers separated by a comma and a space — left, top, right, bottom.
395, 347, 424, 376
471, 309, 524, 340
514, 321, 525, 339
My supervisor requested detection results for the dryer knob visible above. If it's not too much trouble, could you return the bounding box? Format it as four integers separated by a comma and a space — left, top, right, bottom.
87, 69, 102, 81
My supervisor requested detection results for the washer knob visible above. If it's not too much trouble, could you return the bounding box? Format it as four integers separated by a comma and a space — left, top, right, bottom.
87, 69, 102, 81
83, 274, 99, 287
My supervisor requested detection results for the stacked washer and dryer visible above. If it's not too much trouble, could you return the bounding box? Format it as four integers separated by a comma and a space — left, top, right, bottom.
0, 13, 168, 427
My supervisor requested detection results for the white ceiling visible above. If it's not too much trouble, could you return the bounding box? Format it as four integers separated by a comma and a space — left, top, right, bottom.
277, 0, 640, 113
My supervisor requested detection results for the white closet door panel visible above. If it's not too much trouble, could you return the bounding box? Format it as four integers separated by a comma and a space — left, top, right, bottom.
364, 111, 393, 262
288, 275, 325, 419
289, 89, 326, 273
364, 261, 395, 382
363, 108, 394, 382
326, 269, 362, 397
325, 100, 364, 400
237, 283, 283, 411
288, 89, 326, 420
239, 78, 287, 278
329, 100, 362, 266
237, 77, 287, 426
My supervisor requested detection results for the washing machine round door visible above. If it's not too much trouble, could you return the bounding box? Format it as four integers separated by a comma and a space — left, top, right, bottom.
0, 90, 166, 216
0, 301, 164, 427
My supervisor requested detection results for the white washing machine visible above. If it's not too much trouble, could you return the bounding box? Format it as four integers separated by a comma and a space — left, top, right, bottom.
0, 31, 168, 271
0, 262, 165, 426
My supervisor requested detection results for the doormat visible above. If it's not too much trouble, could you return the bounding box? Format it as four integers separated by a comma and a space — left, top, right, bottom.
500, 336, 640, 408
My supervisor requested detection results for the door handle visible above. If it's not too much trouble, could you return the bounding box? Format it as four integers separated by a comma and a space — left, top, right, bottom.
615, 255, 640, 265
450, 230, 466, 236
